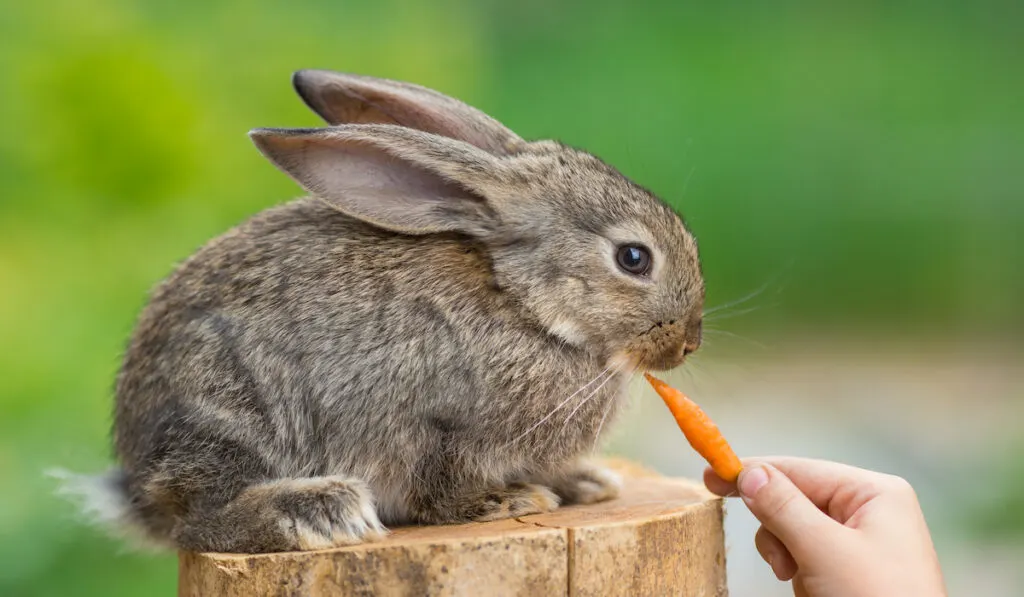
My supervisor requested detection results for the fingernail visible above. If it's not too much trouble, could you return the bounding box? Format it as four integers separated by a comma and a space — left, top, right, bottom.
738, 466, 769, 498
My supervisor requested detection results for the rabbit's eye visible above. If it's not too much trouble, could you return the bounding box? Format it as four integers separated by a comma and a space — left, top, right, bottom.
616, 244, 652, 276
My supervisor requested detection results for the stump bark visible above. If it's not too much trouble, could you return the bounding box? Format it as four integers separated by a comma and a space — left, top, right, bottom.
178, 460, 727, 596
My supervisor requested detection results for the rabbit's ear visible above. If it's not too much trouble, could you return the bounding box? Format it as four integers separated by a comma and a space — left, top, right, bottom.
292, 70, 524, 156
250, 124, 511, 236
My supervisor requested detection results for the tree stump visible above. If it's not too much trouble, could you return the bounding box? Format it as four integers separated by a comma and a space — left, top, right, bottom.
178, 460, 727, 596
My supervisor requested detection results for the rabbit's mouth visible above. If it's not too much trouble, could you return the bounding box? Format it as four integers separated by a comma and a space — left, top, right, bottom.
640, 350, 689, 372
627, 320, 701, 372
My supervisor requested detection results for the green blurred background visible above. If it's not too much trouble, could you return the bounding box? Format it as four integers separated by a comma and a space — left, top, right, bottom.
2, 1, 1022, 595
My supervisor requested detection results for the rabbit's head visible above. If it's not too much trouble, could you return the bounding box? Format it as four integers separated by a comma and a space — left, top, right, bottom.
252, 70, 703, 371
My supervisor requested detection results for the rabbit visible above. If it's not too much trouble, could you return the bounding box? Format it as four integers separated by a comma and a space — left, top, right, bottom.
75, 70, 705, 554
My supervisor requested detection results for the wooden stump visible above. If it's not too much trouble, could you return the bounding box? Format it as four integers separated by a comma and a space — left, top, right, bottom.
178, 460, 727, 596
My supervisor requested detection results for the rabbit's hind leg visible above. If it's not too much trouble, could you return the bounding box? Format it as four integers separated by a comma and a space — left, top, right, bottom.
174, 476, 385, 553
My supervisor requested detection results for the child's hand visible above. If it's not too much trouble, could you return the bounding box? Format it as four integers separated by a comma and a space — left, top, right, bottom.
705, 457, 947, 597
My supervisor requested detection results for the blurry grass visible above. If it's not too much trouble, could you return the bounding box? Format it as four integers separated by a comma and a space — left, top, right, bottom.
1, 0, 1022, 594
964, 443, 1024, 539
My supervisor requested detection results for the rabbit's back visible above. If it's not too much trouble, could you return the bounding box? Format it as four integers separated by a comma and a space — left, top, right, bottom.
112, 198, 609, 529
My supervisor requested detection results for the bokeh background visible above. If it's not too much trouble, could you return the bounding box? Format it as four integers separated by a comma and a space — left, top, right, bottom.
2, 1, 1022, 595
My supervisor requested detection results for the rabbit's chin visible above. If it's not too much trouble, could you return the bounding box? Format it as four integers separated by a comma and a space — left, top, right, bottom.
621, 344, 691, 372
641, 354, 689, 372
603, 348, 690, 372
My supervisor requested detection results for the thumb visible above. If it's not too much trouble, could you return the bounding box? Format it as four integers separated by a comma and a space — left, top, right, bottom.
738, 464, 840, 559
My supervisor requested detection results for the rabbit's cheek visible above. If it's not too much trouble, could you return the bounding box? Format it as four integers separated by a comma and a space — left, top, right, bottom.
548, 315, 587, 347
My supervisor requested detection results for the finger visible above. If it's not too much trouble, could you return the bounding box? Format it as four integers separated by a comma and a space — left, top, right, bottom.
754, 526, 798, 581
738, 464, 841, 559
703, 466, 737, 497
793, 574, 811, 597
739, 456, 885, 512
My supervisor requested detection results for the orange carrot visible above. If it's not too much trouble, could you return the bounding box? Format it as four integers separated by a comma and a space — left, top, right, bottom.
644, 373, 743, 483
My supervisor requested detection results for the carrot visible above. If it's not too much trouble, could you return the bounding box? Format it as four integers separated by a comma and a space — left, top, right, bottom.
644, 373, 743, 483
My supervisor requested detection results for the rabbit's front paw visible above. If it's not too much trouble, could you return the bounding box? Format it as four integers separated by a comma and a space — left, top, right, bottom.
275, 476, 386, 550
548, 463, 622, 506
472, 482, 560, 522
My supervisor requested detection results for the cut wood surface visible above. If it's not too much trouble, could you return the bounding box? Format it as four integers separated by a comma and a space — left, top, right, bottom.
178, 460, 727, 597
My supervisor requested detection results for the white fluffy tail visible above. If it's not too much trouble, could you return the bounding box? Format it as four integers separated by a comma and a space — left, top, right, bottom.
48, 467, 168, 551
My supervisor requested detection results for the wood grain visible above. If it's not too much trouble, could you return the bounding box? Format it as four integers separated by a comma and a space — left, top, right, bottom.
179, 461, 727, 596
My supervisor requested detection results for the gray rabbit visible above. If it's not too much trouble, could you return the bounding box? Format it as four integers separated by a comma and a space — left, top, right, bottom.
79, 71, 705, 553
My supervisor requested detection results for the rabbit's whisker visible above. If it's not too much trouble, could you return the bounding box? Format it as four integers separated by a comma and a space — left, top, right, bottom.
505, 366, 614, 447
702, 328, 769, 349
593, 364, 635, 443
703, 264, 792, 321
559, 359, 625, 431
703, 281, 771, 316
704, 304, 775, 323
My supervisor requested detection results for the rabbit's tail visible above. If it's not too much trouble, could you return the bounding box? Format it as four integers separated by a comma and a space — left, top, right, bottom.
49, 467, 167, 550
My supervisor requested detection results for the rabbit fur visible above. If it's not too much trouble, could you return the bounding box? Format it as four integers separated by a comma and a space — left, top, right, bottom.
79, 70, 705, 553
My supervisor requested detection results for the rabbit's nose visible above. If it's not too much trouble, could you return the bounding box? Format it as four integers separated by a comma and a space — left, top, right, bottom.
679, 317, 702, 356
689, 317, 703, 347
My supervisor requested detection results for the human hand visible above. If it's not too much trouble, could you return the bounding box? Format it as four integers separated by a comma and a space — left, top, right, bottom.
704, 457, 947, 597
